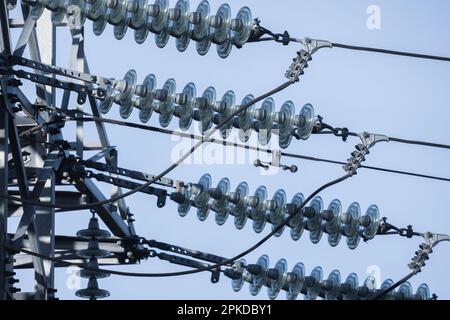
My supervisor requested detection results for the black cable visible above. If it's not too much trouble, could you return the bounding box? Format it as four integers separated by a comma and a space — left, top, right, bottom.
332, 42, 450, 62
376, 231, 423, 238
373, 271, 417, 300
12, 116, 450, 203
317, 124, 450, 151
6, 111, 449, 221
76, 118, 450, 183
2, 80, 294, 210
388, 136, 450, 150
12, 101, 450, 211
19, 100, 450, 182
250, 37, 278, 43
14, 114, 450, 190
6, 173, 350, 278
248, 23, 450, 62
286, 152, 450, 182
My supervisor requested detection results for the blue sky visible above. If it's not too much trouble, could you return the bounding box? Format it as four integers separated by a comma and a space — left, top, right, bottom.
9, 0, 450, 299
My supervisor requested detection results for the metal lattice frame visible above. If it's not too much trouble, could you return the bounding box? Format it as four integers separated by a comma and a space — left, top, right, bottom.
0, 1, 440, 301
0, 1, 139, 300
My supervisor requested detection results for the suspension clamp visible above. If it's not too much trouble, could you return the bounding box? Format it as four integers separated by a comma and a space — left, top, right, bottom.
285, 38, 332, 82
344, 132, 389, 176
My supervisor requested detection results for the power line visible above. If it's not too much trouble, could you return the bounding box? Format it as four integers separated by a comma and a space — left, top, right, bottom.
83, 117, 450, 183
315, 123, 450, 151
388, 136, 450, 150
249, 23, 450, 62
5, 3, 445, 302
6, 173, 351, 278
2, 80, 294, 210
287, 152, 450, 182
373, 271, 416, 300
331, 42, 450, 62
19, 114, 450, 184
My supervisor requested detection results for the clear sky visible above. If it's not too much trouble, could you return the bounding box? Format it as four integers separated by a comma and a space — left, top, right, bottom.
9, 0, 450, 299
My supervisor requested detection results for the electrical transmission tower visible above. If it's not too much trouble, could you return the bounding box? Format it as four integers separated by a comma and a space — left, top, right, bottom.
1, 0, 448, 300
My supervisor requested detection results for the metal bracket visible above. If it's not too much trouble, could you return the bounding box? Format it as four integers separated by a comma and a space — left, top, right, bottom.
285, 37, 332, 81
5, 69, 104, 104
0, 54, 109, 104
155, 251, 220, 283
1, 54, 111, 87
254, 150, 298, 173
271, 150, 281, 167
87, 147, 117, 162
298, 37, 333, 55
344, 132, 389, 175
423, 231, 450, 248
143, 239, 229, 265
407, 231, 450, 274
358, 132, 390, 150
81, 158, 181, 189
90, 173, 167, 208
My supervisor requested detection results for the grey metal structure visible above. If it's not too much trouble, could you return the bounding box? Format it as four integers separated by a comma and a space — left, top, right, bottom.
0, 0, 439, 301
0, 0, 319, 300
0, 1, 143, 300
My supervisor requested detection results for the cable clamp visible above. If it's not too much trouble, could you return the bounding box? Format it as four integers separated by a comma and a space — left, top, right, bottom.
247, 18, 266, 42
247, 19, 291, 45
297, 37, 333, 55
407, 232, 449, 274
285, 49, 311, 82
344, 132, 389, 175
423, 231, 450, 248
357, 131, 390, 150
339, 128, 350, 142
285, 39, 331, 82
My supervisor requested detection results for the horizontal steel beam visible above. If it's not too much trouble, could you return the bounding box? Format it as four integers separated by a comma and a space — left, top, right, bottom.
13, 234, 126, 253
8, 191, 89, 217
9, 19, 68, 28
12, 234, 131, 269
14, 254, 130, 269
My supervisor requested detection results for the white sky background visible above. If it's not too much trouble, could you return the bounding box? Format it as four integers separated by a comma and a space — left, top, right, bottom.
8, 0, 450, 299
